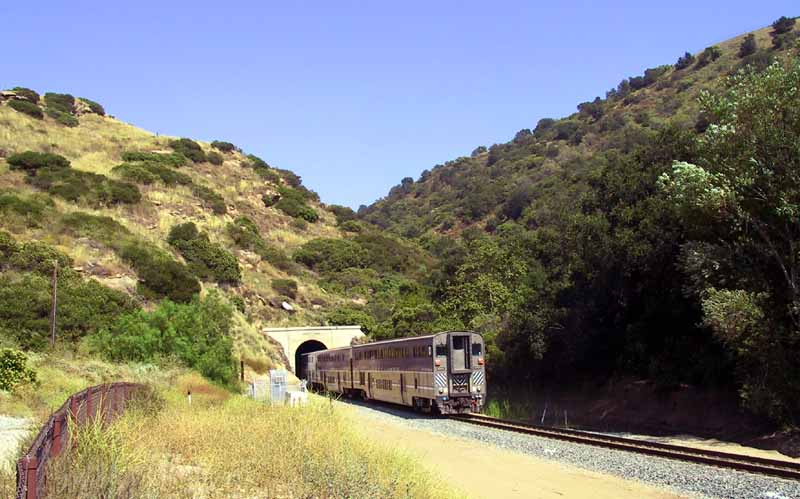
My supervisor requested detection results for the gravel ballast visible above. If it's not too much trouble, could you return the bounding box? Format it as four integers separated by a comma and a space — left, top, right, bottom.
346, 401, 800, 499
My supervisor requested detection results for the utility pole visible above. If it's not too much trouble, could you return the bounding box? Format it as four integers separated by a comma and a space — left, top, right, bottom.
50, 260, 58, 347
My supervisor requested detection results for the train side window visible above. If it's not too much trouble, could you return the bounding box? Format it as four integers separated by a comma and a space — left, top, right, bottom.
435, 345, 447, 356
472, 343, 482, 356
427, 346, 432, 357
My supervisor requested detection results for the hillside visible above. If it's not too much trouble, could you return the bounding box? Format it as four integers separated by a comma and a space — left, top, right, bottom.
357, 20, 800, 426
360, 26, 787, 236
0, 88, 430, 377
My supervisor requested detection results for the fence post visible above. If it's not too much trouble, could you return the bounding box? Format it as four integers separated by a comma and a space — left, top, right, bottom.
86, 388, 94, 423
51, 416, 63, 457
24, 456, 37, 499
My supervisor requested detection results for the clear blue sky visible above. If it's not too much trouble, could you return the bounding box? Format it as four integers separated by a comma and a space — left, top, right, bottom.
1, 1, 796, 208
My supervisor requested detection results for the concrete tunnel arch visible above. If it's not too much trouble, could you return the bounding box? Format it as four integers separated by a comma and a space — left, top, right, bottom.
262, 326, 365, 376
294, 339, 327, 380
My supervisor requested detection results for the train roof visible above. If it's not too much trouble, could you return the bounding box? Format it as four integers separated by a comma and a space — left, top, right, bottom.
352, 330, 480, 348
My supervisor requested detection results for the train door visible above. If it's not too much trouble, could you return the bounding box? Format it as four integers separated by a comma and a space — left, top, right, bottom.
450, 334, 471, 371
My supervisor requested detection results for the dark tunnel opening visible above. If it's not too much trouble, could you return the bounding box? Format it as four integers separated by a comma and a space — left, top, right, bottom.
295, 339, 327, 380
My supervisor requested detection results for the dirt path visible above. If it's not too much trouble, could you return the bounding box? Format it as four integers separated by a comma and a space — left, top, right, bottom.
348, 408, 686, 499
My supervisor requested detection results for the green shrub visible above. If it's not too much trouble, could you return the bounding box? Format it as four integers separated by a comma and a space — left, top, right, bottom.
277, 168, 302, 187
92, 291, 236, 386
113, 161, 192, 187
328, 204, 356, 225
168, 222, 241, 284
771, 15, 796, 35
111, 163, 159, 184
211, 141, 236, 152
339, 220, 362, 233
7, 151, 70, 171
44, 92, 75, 114
262, 193, 280, 207
0, 191, 53, 227
674, 51, 695, 70
247, 154, 270, 170
8, 99, 43, 119
326, 307, 376, 334
8, 240, 73, 275
207, 151, 223, 165
293, 238, 367, 272
226, 216, 298, 273
27, 167, 141, 206
739, 33, 758, 58
319, 267, 378, 295
121, 151, 187, 167
119, 242, 201, 302
0, 349, 37, 391
695, 46, 722, 68
229, 294, 246, 313
46, 107, 79, 127
271, 278, 298, 298
169, 138, 206, 163
11, 87, 40, 103
61, 212, 201, 303
79, 97, 105, 115
191, 184, 227, 215
275, 186, 318, 222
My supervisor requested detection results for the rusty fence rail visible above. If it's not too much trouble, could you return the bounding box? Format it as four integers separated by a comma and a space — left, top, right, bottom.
15, 382, 143, 499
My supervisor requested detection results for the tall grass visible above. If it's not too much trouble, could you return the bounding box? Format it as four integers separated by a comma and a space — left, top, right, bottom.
32, 383, 457, 498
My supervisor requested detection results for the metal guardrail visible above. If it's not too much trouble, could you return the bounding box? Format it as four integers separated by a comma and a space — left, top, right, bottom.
15, 382, 142, 499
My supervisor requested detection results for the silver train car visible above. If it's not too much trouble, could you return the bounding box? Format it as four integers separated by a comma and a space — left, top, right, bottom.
301, 331, 486, 414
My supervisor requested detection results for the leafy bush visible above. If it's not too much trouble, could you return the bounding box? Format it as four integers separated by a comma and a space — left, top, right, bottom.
738, 34, 757, 58
62, 212, 201, 302
0, 349, 37, 391
191, 184, 227, 215
247, 154, 270, 170
293, 238, 367, 272
772, 30, 799, 50
111, 163, 159, 184
328, 204, 357, 225
226, 216, 298, 273
275, 186, 318, 222
290, 218, 308, 231
695, 46, 722, 68
79, 97, 105, 115
8, 99, 43, 119
271, 278, 298, 299
339, 220, 362, 233
326, 307, 376, 334
674, 51, 695, 70
121, 151, 187, 167
46, 107, 79, 127
168, 222, 241, 284
27, 167, 141, 206
262, 193, 280, 207
92, 291, 236, 386
319, 267, 378, 296
771, 16, 796, 35
7, 151, 70, 171
11, 87, 39, 103
7, 240, 73, 275
0, 191, 53, 227
211, 141, 236, 152
207, 151, 223, 165
169, 138, 206, 163
229, 294, 246, 313
44, 92, 75, 114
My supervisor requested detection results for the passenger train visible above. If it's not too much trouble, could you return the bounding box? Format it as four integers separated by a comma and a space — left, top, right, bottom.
301, 331, 486, 414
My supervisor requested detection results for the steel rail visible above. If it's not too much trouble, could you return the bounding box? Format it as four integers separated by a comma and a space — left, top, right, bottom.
451, 412, 800, 481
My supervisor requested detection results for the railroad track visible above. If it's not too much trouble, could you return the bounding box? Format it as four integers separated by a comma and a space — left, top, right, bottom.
451, 413, 800, 481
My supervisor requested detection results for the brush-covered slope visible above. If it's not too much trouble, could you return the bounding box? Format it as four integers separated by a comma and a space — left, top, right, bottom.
361, 25, 795, 236
0, 88, 402, 375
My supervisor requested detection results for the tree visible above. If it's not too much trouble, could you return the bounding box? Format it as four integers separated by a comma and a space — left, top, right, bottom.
659, 60, 800, 422
771, 16, 796, 35
738, 34, 757, 58
674, 51, 695, 70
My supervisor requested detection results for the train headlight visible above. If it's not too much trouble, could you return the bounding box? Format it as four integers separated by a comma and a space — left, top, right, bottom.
476, 387, 481, 393
438, 388, 444, 394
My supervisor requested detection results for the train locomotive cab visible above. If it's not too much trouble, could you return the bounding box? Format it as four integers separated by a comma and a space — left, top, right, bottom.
433, 331, 486, 415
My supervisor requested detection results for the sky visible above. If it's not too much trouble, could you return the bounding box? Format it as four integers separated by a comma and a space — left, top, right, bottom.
1, 1, 797, 208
